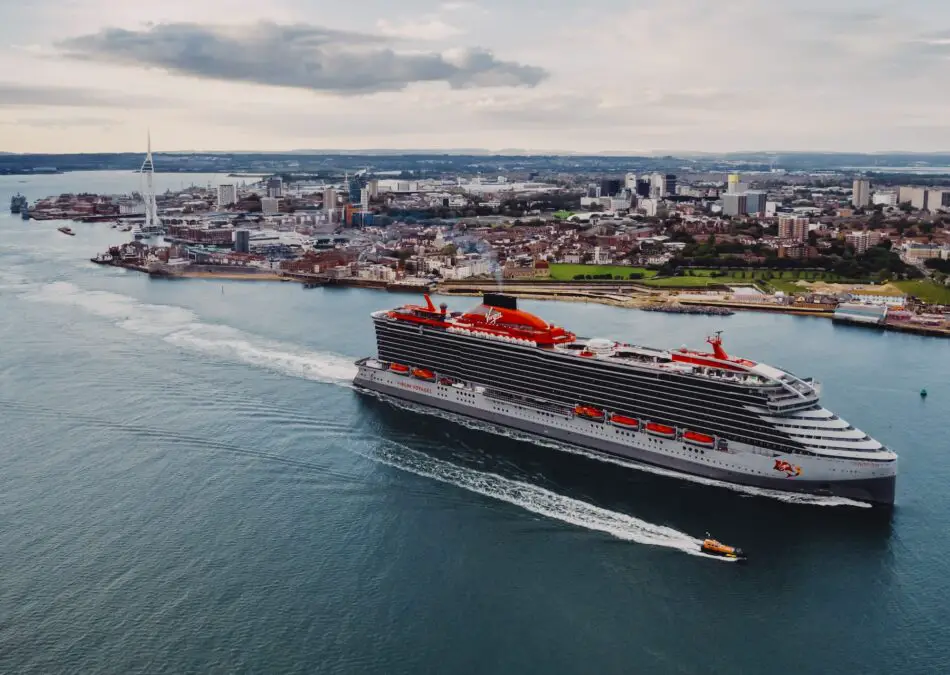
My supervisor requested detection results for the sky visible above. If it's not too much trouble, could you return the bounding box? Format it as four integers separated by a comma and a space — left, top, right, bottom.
2, 0, 950, 154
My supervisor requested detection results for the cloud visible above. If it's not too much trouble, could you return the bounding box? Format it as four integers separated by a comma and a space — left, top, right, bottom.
57, 21, 546, 94
1, 116, 118, 128
376, 18, 462, 41
0, 82, 165, 108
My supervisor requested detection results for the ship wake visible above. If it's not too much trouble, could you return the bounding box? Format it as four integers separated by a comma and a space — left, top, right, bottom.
24, 281, 358, 385
362, 390, 872, 509
358, 439, 733, 561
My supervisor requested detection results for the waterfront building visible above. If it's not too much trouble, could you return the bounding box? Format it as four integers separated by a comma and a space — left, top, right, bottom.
217, 184, 238, 210
233, 229, 250, 254
852, 179, 871, 208
846, 289, 906, 307
833, 303, 888, 325
266, 176, 283, 198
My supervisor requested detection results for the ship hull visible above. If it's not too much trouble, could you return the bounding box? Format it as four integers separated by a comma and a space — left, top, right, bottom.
354, 364, 896, 506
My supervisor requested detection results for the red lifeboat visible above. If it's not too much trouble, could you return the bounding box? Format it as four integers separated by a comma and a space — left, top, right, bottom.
683, 430, 715, 447
645, 422, 677, 438
609, 414, 640, 429
389, 363, 410, 375
574, 405, 605, 422
412, 368, 436, 382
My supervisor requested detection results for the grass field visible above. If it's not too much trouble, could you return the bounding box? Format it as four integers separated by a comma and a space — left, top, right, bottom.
894, 280, 950, 305
548, 264, 656, 281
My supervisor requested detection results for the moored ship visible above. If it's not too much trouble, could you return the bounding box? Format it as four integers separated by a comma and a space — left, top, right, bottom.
354, 293, 897, 505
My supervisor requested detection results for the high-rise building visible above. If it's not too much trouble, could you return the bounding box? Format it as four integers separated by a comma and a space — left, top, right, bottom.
625, 173, 638, 189
600, 179, 623, 198
898, 186, 928, 210
217, 184, 237, 209
664, 174, 677, 197
746, 191, 767, 215
778, 216, 809, 242
846, 230, 881, 254
852, 179, 871, 208
926, 189, 950, 212
727, 174, 741, 194
349, 175, 367, 203
266, 176, 283, 198
649, 172, 665, 198
233, 229, 250, 253
722, 193, 748, 217
635, 179, 651, 198
323, 187, 337, 211
587, 183, 600, 198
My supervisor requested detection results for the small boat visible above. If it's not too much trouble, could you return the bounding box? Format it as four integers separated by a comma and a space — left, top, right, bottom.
389, 363, 410, 375
57, 226, 75, 236
645, 422, 677, 438
574, 405, 605, 422
609, 414, 639, 430
920, 389, 928, 398
683, 430, 715, 447
412, 368, 436, 382
701, 537, 746, 561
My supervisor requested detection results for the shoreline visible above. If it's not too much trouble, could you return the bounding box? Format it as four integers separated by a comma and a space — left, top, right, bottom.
90, 259, 950, 338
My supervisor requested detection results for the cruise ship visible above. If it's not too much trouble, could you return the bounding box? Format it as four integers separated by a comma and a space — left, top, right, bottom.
354, 293, 897, 505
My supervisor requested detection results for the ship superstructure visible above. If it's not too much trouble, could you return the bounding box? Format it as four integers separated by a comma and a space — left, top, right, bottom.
354, 294, 897, 504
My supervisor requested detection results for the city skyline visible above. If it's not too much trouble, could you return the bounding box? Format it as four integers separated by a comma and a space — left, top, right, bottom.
3, 0, 950, 153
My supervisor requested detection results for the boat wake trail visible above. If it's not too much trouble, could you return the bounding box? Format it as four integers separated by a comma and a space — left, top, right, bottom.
358, 440, 732, 561
362, 390, 872, 509
24, 281, 358, 385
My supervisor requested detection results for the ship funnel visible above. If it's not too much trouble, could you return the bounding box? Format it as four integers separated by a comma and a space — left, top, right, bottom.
483, 292, 517, 310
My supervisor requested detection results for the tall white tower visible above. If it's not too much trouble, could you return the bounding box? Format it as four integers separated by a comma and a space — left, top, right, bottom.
141, 131, 161, 233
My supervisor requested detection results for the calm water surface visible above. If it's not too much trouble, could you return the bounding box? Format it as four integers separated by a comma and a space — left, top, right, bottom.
1, 173, 948, 674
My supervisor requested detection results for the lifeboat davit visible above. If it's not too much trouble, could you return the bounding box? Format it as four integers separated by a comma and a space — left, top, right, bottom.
683, 430, 715, 447
574, 405, 605, 422
645, 422, 677, 438
389, 363, 410, 375
412, 368, 436, 382
609, 414, 640, 430
701, 538, 746, 561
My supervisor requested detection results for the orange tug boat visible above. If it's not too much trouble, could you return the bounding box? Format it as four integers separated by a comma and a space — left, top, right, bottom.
701, 537, 747, 561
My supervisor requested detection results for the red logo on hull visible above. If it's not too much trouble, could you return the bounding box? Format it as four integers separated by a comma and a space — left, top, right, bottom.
773, 459, 803, 478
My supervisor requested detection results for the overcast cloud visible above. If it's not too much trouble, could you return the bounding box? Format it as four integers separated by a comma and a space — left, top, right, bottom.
57, 21, 547, 94
2, 0, 950, 153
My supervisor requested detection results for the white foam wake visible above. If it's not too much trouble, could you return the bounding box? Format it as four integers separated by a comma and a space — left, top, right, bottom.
25, 281, 358, 384
363, 390, 872, 509
362, 440, 731, 560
